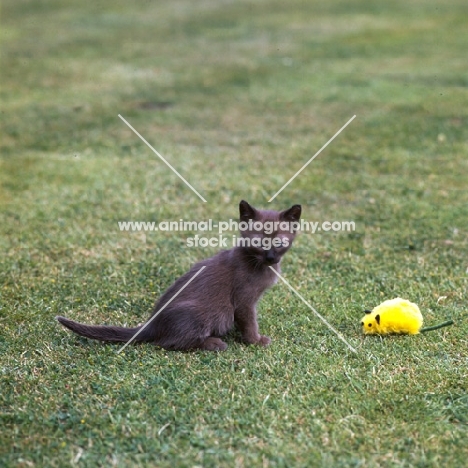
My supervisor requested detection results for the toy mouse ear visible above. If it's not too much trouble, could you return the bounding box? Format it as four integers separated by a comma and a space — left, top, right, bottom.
364, 309, 372, 314
375, 314, 380, 325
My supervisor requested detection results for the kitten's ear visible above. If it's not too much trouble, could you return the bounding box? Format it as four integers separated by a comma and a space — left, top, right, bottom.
280, 204, 302, 222
239, 200, 257, 221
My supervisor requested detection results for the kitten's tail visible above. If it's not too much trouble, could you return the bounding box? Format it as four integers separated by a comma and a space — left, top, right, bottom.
56, 316, 152, 343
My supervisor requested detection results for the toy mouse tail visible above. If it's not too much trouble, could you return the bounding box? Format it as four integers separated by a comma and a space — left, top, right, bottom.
420, 320, 454, 333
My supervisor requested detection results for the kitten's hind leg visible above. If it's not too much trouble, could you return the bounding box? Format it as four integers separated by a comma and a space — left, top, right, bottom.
199, 337, 228, 352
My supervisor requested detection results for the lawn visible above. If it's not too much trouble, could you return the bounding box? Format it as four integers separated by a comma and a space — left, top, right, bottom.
1, 0, 467, 466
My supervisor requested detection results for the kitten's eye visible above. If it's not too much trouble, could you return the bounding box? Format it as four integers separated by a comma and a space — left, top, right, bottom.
276, 235, 290, 248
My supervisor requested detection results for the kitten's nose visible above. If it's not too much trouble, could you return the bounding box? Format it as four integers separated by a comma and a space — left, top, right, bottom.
265, 249, 277, 264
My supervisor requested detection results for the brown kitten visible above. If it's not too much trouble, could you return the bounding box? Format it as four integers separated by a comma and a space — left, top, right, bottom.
56, 200, 301, 351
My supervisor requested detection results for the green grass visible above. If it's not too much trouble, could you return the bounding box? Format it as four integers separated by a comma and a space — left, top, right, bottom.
1, 0, 468, 466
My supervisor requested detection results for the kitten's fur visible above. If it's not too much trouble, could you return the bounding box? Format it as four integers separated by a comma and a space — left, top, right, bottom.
56, 200, 301, 351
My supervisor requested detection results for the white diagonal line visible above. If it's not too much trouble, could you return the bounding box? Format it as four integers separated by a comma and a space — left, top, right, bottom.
268, 115, 356, 202
118, 114, 207, 203
269, 266, 357, 353
117, 266, 206, 353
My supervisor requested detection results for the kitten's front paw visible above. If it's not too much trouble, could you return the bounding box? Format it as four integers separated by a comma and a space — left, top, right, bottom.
258, 335, 271, 347
242, 333, 271, 347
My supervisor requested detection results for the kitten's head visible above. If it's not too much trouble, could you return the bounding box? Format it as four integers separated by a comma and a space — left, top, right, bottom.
238, 200, 301, 266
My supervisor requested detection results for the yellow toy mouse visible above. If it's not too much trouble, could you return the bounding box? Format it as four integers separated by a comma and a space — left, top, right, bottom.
361, 297, 453, 335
